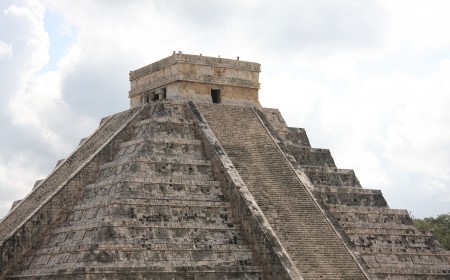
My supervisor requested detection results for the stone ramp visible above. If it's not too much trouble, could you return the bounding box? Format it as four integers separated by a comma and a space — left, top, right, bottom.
197, 103, 367, 279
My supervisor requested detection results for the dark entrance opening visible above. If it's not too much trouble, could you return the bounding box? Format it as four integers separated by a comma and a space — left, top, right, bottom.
211, 89, 221, 104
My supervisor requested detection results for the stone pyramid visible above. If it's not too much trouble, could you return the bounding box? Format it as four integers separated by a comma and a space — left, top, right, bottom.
1, 54, 449, 279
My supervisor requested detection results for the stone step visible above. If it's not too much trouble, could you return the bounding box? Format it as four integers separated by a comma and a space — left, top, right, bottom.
134, 118, 193, 130
135, 129, 196, 140
82, 183, 227, 203
83, 192, 227, 204
32, 179, 43, 190
115, 141, 204, 161
136, 118, 194, 126
66, 206, 234, 223
119, 136, 202, 148
363, 252, 450, 263
10, 267, 263, 279
359, 246, 450, 255
315, 185, 382, 194
86, 177, 221, 189
330, 205, 410, 215
370, 266, 450, 276
134, 122, 195, 137
331, 209, 414, 227
53, 158, 65, 169
355, 247, 447, 258
101, 157, 211, 169
66, 204, 235, 225
287, 146, 336, 168
97, 170, 215, 183
339, 221, 416, 230
51, 220, 242, 234
350, 235, 443, 249
32, 243, 255, 256
344, 227, 434, 236
145, 102, 190, 119
25, 254, 256, 268
314, 187, 388, 207
302, 166, 361, 187
78, 137, 87, 146
72, 197, 232, 210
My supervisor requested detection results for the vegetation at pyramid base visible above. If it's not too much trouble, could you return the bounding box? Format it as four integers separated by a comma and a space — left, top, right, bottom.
412, 213, 450, 250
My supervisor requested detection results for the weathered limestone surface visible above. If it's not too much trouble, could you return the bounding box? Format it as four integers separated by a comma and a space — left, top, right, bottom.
5, 102, 263, 279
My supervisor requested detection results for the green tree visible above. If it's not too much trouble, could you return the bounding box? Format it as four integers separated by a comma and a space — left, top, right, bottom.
413, 213, 450, 250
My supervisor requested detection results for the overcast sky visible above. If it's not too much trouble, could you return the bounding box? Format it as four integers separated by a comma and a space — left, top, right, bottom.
1, 0, 450, 219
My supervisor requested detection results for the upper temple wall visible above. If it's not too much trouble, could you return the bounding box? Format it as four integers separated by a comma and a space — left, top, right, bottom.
128, 54, 261, 108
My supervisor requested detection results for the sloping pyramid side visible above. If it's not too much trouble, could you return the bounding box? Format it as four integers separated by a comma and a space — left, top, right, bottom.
2, 102, 269, 279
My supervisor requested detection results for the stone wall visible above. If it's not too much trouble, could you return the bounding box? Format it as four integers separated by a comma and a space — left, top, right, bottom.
129, 54, 261, 108
164, 81, 260, 107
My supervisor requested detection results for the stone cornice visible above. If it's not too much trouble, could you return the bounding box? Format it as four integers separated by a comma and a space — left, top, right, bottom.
129, 54, 261, 81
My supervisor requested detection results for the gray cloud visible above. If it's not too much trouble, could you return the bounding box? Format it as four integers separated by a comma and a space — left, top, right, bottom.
1, 0, 450, 219
153, 0, 386, 56
61, 61, 129, 119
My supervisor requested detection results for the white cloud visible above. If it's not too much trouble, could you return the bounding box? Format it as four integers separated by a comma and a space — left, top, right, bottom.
382, 0, 450, 51
0, 41, 13, 58
0, 0, 92, 215
8, 71, 68, 153
4, 0, 49, 71
0, 154, 43, 216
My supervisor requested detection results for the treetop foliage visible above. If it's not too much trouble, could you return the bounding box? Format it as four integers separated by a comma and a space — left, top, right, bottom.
412, 213, 450, 250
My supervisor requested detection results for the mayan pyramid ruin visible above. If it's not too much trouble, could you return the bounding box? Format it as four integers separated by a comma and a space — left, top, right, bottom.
0, 54, 449, 279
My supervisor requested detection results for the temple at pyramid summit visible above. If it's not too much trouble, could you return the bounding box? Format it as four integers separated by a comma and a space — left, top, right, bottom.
1, 53, 449, 279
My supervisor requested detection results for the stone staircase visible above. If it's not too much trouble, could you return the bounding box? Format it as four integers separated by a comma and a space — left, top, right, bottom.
8, 102, 262, 279
198, 103, 367, 279
259, 107, 450, 279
